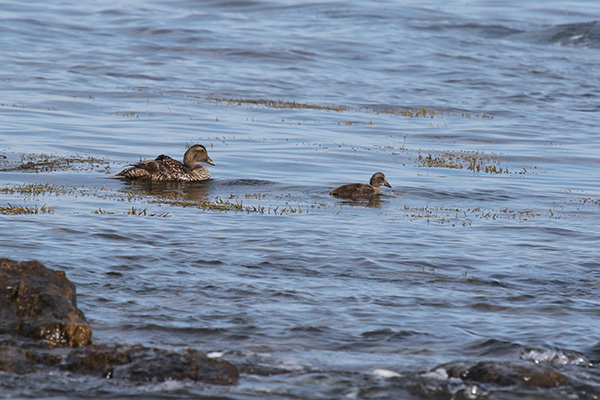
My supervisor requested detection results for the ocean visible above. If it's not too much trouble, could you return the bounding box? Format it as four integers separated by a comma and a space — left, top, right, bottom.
1, 1, 600, 398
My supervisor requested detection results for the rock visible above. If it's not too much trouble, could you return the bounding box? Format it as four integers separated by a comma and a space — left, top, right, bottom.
64, 344, 239, 384
0, 345, 37, 374
0, 339, 239, 385
0, 340, 63, 374
0, 259, 239, 385
438, 360, 569, 388
0, 258, 92, 347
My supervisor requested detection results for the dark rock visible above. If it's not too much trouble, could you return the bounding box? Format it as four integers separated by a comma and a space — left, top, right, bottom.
438, 360, 569, 388
64, 344, 239, 384
0, 345, 37, 373
0, 258, 92, 347
0, 258, 239, 385
0, 339, 239, 385
0, 340, 63, 374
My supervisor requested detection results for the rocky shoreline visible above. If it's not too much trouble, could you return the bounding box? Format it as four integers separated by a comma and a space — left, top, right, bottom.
1, 258, 593, 393
0, 258, 238, 385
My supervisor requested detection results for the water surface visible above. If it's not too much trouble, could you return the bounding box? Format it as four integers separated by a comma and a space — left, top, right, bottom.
1, 0, 600, 398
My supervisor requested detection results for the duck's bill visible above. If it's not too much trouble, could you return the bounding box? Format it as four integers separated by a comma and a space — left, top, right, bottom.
384, 181, 392, 188
205, 158, 217, 166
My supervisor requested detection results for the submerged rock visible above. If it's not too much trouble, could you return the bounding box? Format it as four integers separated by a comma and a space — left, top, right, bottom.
0, 258, 92, 347
64, 344, 239, 384
0, 258, 239, 385
438, 360, 569, 388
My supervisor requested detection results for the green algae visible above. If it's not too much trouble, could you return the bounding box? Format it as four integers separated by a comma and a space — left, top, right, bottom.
0, 180, 565, 221
0, 182, 84, 196
375, 107, 441, 118
580, 197, 600, 206
147, 192, 312, 215
1, 153, 111, 174
337, 120, 376, 126
0, 203, 53, 215
417, 150, 518, 174
114, 110, 141, 118
371, 107, 491, 119
91, 208, 117, 215
205, 97, 348, 112
401, 204, 544, 225
92, 207, 170, 217
191, 95, 491, 120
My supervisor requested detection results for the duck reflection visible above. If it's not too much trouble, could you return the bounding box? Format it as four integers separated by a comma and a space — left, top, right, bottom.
119, 179, 212, 202
336, 196, 385, 208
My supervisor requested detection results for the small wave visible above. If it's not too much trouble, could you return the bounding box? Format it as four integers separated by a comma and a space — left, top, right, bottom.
530, 20, 600, 48
521, 348, 592, 366
361, 328, 420, 341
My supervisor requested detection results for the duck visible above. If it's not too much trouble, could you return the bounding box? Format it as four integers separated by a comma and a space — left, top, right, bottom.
330, 172, 391, 198
114, 144, 216, 181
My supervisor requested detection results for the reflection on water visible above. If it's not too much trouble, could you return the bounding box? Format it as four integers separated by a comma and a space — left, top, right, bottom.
119, 180, 213, 202
333, 196, 386, 208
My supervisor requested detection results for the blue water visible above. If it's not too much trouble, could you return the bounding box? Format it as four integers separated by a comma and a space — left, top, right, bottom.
1, 1, 600, 398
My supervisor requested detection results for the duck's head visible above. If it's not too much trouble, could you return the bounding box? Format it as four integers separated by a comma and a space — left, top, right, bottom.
370, 172, 391, 188
184, 144, 216, 167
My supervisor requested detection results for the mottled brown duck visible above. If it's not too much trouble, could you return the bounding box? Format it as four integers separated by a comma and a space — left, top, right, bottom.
330, 172, 391, 198
115, 144, 216, 181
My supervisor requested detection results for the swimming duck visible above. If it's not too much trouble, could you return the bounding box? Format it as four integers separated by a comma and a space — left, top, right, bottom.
330, 172, 391, 198
115, 144, 216, 181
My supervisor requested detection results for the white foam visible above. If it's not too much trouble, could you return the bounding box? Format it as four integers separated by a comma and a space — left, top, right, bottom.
139, 379, 189, 392
207, 351, 224, 358
521, 348, 592, 366
372, 368, 401, 378
421, 367, 448, 380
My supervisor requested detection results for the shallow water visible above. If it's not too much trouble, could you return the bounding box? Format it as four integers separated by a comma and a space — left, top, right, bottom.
1, 0, 600, 398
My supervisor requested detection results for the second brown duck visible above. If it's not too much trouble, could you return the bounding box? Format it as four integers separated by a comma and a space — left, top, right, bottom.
330, 172, 391, 199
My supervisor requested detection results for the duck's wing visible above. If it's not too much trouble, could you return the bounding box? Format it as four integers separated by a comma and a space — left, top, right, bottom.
330, 183, 374, 198
154, 155, 183, 171
115, 156, 173, 180
152, 155, 190, 181
115, 162, 154, 179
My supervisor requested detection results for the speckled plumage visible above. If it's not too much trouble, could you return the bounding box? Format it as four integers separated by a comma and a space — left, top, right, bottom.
330, 172, 391, 198
115, 144, 216, 182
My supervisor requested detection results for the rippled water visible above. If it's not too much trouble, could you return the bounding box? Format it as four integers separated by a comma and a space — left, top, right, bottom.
1, 0, 600, 398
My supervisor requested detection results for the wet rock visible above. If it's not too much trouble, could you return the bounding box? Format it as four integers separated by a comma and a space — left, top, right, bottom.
0, 259, 239, 385
0, 258, 92, 347
0, 340, 63, 374
0, 345, 37, 373
438, 360, 569, 388
0, 339, 239, 385
64, 344, 239, 384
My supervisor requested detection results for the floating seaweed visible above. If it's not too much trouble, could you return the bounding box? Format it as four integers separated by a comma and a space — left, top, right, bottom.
91, 206, 170, 217
1, 153, 111, 173
417, 150, 513, 174
194, 95, 492, 120
580, 197, 600, 206
401, 204, 544, 225
0, 203, 53, 215
204, 97, 348, 112
337, 120, 376, 126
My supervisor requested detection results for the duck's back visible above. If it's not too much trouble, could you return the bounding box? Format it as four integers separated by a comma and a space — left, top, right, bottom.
330, 183, 377, 198
116, 155, 210, 181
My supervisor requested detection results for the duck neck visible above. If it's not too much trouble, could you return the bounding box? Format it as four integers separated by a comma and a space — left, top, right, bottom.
183, 150, 197, 169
